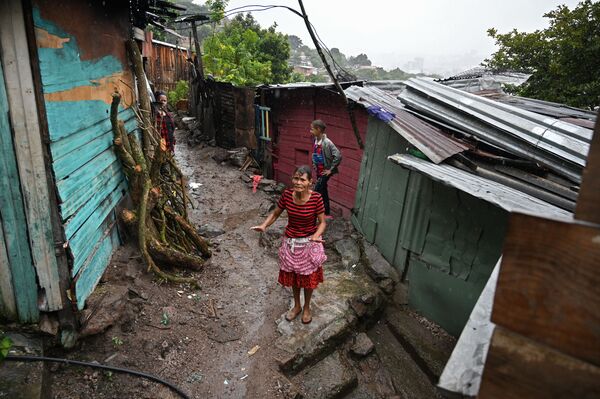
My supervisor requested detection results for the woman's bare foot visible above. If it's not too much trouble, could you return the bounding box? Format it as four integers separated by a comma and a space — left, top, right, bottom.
285, 306, 302, 321
301, 308, 312, 324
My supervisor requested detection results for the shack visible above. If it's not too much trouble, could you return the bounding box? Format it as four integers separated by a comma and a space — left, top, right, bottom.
141, 30, 192, 94
259, 82, 368, 217
0, 0, 176, 334
346, 83, 588, 336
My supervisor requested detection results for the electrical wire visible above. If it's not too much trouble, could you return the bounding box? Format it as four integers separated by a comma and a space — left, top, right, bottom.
179, 2, 356, 79
4, 355, 190, 399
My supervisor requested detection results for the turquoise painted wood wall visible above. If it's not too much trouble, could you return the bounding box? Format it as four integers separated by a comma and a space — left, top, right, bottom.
33, 6, 135, 309
353, 118, 507, 336
0, 62, 39, 322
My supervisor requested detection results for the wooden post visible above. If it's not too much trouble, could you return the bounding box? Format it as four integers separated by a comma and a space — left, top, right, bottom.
191, 20, 204, 80
479, 114, 600, 397
297, 0, 363, 149
575, 109, 600, 224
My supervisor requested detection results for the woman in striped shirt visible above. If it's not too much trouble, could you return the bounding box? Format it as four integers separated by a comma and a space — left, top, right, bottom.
251, 165, 327, 324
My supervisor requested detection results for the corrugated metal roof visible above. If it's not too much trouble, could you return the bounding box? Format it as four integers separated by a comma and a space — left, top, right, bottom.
389, 154, 572, 220
345, 85, 468, 164
494, 95, 597, 122
258, 81, 363, 90
400, 78, 592, 182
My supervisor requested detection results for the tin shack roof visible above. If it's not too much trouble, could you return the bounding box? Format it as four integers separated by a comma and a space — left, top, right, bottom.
345, 85, 468, 164
389, 153, 572, 220
400, 78, 592, 183
258, 81, 363, 91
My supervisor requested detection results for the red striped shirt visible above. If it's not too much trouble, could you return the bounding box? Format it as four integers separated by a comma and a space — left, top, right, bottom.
277, 189, 325, 238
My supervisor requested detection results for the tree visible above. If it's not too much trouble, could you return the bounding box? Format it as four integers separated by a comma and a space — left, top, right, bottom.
348, 53, 372, 67
288, 35, 303, 50
202, 13, 292, 85
484, 0, 600, 109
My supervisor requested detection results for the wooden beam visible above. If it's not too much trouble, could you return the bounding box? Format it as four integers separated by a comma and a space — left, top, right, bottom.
492, 212, 600, 366
0, 203, 18, 320
479, 326, 600, 398
0, 0, 62, 312
575, 109, 600, 224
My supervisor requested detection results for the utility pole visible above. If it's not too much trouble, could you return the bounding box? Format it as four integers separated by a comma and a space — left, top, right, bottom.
190, 20, 205, 80
297, 0, 364, 149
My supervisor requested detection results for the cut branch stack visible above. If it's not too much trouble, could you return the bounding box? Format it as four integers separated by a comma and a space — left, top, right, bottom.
109, 39, 210, 287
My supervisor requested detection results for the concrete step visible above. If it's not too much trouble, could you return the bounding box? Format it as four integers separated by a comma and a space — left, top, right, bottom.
292, 350, 357, 399
368, 322, 441, 399
385, 305, 456, 380
275, 269, 386, 374
0, 333, 46, 399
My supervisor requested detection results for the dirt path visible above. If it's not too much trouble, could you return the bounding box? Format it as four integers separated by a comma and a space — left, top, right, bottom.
47, 130, 297, 398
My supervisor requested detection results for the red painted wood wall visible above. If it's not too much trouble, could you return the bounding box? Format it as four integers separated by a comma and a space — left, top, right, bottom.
266, 88, 368, 218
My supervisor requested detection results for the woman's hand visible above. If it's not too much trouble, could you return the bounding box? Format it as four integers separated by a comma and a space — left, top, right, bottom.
250, 225, 266, 232
310, 234, 324, 243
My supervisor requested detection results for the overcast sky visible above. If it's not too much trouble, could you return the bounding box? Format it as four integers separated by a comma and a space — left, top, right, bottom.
195, 0, 582, 76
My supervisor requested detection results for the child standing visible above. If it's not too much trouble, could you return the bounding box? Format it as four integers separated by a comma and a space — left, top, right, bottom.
310, 120, 341, 218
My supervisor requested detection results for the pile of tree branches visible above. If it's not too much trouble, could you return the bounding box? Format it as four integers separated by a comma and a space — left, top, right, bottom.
110, 40, 210, 287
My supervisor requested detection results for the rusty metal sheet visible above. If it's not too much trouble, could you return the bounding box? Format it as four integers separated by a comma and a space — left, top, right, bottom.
345, 85, 468, 164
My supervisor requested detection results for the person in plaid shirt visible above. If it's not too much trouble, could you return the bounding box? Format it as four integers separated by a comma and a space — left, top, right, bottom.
155, 91, 176, 153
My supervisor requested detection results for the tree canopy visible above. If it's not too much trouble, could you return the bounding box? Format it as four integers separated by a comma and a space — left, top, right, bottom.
202, 13, 292, 86
484, 0, 600, 109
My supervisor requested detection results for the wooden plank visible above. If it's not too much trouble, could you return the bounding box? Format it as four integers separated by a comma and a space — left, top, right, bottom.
70, 182, 126, 275
575, 110, 600, 224
50, 108, 136, 167
0, 60, 39, 322
0, 214, 18, 320
74, 223, 120, 309
59, 161, 122, 220
492, 213, 600, 366
55, 148, 119, 201
1, 0, 62, 311
64, 171, 124, 239
479, 326, 600, 398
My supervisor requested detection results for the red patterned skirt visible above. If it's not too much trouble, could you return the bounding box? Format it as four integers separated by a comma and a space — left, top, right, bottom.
278, 267, 324, 289
277, 238, 326, 289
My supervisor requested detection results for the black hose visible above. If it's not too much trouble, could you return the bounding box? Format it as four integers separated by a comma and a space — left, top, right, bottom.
4, 355, 190, 399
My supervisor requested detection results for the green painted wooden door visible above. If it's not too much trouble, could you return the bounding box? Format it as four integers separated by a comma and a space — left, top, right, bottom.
0, 61, 39, 322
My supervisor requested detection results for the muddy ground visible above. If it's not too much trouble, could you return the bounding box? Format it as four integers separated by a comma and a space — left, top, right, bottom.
42, 127, 454, 398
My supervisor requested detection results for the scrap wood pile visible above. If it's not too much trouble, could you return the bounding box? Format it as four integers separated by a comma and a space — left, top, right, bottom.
110, 40, 210, 286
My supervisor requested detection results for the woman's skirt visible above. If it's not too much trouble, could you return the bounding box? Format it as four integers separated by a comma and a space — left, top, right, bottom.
277, 237, 327, 289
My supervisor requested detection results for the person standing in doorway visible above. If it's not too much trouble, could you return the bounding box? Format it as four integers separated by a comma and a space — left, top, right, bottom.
311, 120, 341, 218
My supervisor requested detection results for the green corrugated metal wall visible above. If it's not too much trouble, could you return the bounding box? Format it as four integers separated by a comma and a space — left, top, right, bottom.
353, 117, 507, 336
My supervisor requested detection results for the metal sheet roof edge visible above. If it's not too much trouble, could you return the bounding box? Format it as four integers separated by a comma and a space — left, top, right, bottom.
389, 153, 572, 220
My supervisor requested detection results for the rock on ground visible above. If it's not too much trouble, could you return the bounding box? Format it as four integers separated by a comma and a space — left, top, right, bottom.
198, 223, 225, 238
351, 333, 375, 357
334, 238, 361, 270
363, 243, 400, 283
79, 285, 129, 337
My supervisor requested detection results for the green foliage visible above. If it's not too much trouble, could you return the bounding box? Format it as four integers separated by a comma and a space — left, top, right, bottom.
161, 312, 170, 326
168, 80, 190, 104
484, 0, 600, 108
354, 67, 413, 81
202, 13, 291, 85
0, 334, 12, 361
111, 336, 124, 347
206, 0, 228, 22
348, 53, 372, 67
